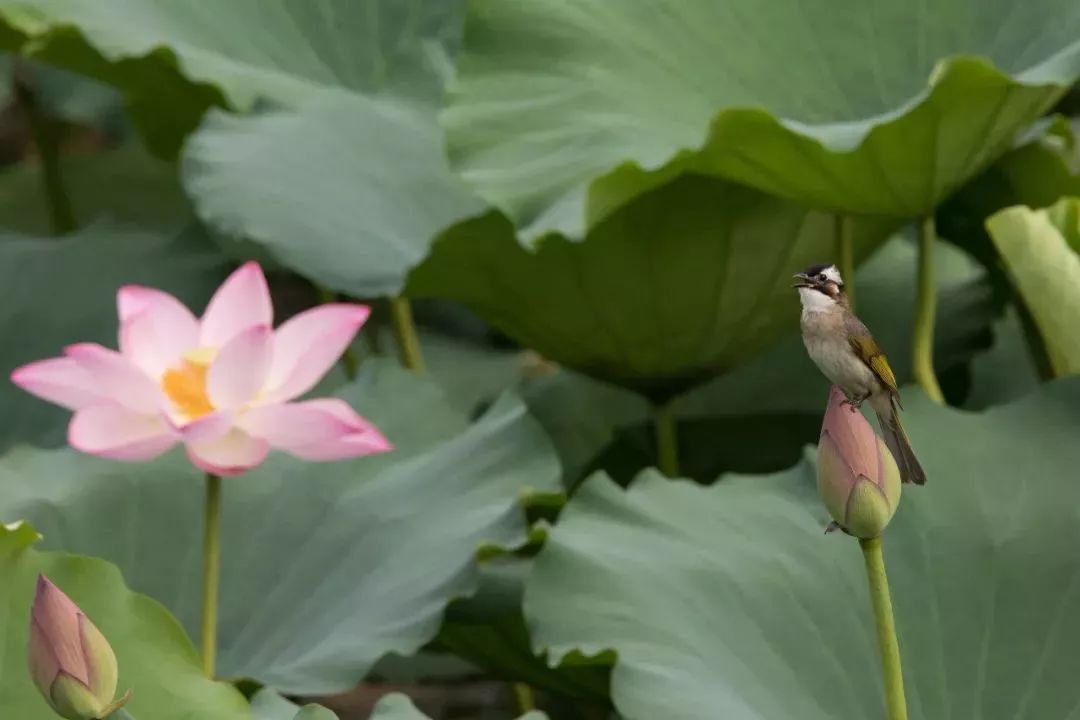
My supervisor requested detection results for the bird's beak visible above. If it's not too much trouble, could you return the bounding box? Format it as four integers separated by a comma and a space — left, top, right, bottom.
791, 272, 812, 289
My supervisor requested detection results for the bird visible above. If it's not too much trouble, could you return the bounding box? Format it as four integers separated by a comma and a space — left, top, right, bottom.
792, 263, 926, 485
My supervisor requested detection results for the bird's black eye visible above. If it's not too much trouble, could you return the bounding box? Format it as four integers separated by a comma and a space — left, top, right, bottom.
817, 273, 827, 282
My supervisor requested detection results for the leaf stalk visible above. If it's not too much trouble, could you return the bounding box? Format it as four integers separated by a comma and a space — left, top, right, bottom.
390, 296, 425, 372
913, 215, 944, 403
201, 472, 222, 679
654, 400, 679, 477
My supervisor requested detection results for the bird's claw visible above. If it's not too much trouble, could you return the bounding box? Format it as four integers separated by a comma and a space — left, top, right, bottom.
840, 396, 865, 413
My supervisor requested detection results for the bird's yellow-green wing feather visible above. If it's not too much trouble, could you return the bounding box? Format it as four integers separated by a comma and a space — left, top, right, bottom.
849, 334, 899, 398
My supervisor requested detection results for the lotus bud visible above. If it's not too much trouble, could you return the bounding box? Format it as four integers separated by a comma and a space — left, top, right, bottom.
28, 575, 128, 720
817, 386, 902, 538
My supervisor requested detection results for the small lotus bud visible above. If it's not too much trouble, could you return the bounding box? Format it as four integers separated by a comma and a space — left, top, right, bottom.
817, 386, 902, 538
28, 575, 127, 720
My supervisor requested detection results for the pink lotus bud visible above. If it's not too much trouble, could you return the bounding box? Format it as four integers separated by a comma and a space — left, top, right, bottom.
28, 575, 128, 720
817, 386, 902, 538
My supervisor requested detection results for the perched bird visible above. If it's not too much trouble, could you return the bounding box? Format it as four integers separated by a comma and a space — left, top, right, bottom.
793, 263, 926, 485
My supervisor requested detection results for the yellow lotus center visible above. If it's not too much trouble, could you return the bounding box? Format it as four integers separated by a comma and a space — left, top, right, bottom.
161, 347, 216, 420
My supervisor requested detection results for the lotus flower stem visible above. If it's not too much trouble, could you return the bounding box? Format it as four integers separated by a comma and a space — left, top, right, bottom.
859, 536, 908, 720
390, 296, 425, 372
106, 709, 137, 719
14, 73, 75, 236
913, 215, 944, 403
513, 682, 536, 712
316, 286, 359, 379
201, 472, 222, 678
835, 214, 856, 311
654, 400, 679, 477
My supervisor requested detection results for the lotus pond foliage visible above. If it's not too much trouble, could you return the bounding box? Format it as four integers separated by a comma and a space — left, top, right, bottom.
0, 1, 1078, 719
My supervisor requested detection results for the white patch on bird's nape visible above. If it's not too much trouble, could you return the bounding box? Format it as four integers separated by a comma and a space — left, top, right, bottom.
822, 265, 843, 285
798, 286, 837, 313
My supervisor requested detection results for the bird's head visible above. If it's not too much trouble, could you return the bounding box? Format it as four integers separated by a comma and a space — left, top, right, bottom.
792, 263, 845, 309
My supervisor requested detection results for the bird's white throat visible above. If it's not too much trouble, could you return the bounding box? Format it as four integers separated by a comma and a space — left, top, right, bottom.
797, 287, 837, 313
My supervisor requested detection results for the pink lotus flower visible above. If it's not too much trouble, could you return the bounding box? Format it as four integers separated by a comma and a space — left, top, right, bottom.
12, 262, 391, 475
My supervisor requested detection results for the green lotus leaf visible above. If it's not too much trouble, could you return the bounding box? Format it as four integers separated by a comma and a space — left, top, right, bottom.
0, 361, 562, 695
0, 522, 249, 719
408, 175, 897, 399
445, 0, 1080, 239
435, 558, 611, 704
251, 689, 337, 720
183, 93, 483, 297
525, 380, 1080, 719
0, 221, 228, 450
370, 692, 550, 720
986, 198, 1080, 376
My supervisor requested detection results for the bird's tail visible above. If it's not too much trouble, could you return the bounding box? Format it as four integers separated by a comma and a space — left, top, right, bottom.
874, 399, 927, 485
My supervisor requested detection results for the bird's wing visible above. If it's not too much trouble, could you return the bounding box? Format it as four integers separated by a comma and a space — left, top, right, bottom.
845, 314, 900, 402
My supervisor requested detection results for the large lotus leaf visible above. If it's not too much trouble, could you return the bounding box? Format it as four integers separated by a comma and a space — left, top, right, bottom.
986, 198, 1080, 376
0, 221, 228, 450
0, 0, 463, 154
370, 693, 549, 720
408, 175, 896, 399
0, 144, 190, 235
526, 378, 1080, 719
0, 522, 249, 719
0, 361, 562, 695
183, 93, 483, 297
445, 0, 1080, 239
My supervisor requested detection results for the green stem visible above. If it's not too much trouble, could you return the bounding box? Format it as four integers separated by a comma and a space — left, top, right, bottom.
15, 77, 75, 235
105, 709, 137, 720
836, 213, 856, 311
653, 401, 679, 477
913, 216, 944, 403
201, 473, 222, 679
859, 537, 908, 720
316, 286, 359, 379
389, 296, 425, 372
512, 682, 536, 713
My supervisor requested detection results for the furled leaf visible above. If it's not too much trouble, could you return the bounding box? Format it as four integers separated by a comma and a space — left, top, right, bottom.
525, 380, 1080, 719
445, 0, 1080, 239
408, 175, 897, 400
0, 221, 228, 450
0, 522, 249, 719
0, 361, 562, 695
986, 198, 1080, 376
